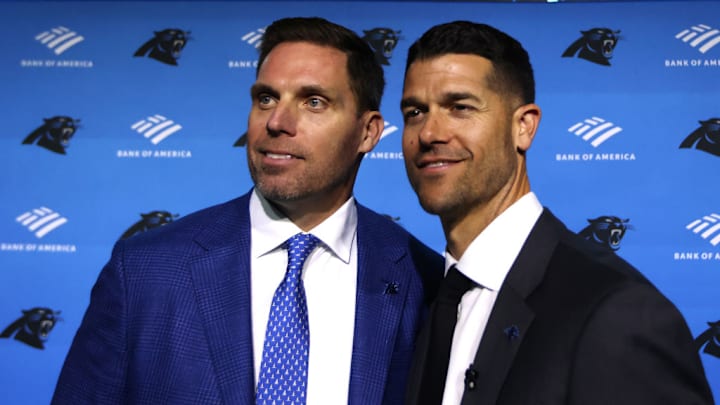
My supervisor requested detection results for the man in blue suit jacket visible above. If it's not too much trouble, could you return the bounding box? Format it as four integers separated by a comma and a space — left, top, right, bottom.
52, 17, 443, 405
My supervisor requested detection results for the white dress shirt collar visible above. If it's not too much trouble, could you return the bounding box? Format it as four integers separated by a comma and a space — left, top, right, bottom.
249, 188, 356, 264
445, 192, 543, 291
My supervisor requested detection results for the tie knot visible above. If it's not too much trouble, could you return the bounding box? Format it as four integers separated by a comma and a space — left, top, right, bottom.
285, 233, 320, 279
287, 233, 320, 256
438, 265, 476, 304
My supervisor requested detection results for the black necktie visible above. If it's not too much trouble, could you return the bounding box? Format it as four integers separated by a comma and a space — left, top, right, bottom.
419, 265, 476, 405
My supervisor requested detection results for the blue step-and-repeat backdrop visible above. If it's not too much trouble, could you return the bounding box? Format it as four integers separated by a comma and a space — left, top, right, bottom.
1, 1, 718, 403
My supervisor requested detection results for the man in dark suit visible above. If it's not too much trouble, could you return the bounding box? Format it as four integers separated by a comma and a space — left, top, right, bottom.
52, 17, 442, 405
400, 21, 714, 404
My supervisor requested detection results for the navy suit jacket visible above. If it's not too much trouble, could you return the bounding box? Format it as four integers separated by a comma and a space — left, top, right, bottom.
406, 209, 714, 405
52, 192, 443, 404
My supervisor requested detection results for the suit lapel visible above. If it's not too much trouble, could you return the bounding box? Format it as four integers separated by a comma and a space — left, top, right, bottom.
189, 194, 255, 405
404, 299, 437, 404
348, 205, 414, 404
460, 286, 533, 405
461, 210, 562, 405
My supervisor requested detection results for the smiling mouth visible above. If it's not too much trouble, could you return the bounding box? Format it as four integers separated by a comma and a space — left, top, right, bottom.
417, 157, 461, 170
423, 161, 452, 168
265, 152, 294, 160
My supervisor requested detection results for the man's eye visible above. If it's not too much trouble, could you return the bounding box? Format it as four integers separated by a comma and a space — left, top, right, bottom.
403, 108, 422, 121
453, 104, 471, 112
307, 97, 325, 108
258, 95, 272, 105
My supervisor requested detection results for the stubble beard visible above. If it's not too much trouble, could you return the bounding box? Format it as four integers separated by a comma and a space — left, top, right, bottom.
413, 157, 516, 227
249, 158, 358, 206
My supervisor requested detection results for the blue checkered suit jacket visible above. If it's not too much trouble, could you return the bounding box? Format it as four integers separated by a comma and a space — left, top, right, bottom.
52, 191, 443, 404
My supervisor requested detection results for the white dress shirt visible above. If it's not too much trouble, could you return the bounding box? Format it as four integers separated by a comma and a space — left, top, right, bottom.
441, 192, 543, 405
250, 189, 358, 404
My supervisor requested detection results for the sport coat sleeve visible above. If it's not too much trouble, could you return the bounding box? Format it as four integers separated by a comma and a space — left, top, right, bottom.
51, 241, 130, 404
569, 282, 714, 404
51, 195, 254, 405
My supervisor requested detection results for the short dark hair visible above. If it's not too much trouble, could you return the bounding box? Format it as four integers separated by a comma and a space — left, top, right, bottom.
405, 21, 535, 105
258, 17, 385, 113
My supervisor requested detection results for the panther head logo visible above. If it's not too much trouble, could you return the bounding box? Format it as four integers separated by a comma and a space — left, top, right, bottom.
120, 210, 178, 240
578, 215, 631, 250
679, 118, 720, 157
134, 29, 191, 66
1, 307, 62, 349
361, 28, 402, 66
233, 132, 248, 147
695, 320, 720, 359
562, 28, 621, 66
21, 116, 79, 155
382, 214, 401, 222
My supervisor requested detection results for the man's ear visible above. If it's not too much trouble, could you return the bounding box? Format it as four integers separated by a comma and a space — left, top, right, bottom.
513, 103, 541, 153
358, 111, 384, 153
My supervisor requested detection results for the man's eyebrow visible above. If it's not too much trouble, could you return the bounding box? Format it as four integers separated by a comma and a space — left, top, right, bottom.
298, 84, 327, 95
250, 83, 277, 98
400, 96, 424, 109
400, 92, 481, 109
440, 91, 480, 104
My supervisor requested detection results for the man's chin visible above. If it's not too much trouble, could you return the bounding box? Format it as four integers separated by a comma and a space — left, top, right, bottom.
418, 198, 447, 216
256, 185, 304, 203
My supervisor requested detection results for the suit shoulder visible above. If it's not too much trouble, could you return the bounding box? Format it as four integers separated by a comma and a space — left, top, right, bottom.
122, 194, 249, 249
535, 228, 671, 317
559, 228, 648, 284
356, 203, 444, 292
356, 204, 440, 255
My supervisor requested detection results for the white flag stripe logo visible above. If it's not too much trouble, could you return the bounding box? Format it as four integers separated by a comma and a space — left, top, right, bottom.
132, 122, 153, 132
15, 207, 68, 238
675, 24, 720, 54
381, 121, 398, 140
242, 28, 266, 48
131, 114, 182, 144
28, 212, 61, 231
686, 213, 720, 246
568, 116, 622, 147
35, 26, 84, 55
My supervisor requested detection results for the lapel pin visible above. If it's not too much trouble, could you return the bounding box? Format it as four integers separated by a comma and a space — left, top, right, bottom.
504, 325, 520, 341
384, 281, 399, 295
464, 364, 478, 390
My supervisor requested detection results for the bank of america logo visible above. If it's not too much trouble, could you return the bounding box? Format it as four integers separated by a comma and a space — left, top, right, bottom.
675, 24, 720, 54
35, 26, 84, 55
242, 27, 266, 48
131, 115, 182, 145
568, 117, 622, 147
381, 121, 399, 140
686, 213, 720, 246
16, 207, 68, 238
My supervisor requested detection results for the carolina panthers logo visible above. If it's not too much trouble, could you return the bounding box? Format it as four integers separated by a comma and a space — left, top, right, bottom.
562, 28, 621, 66
1, 307, 61, 349
120, 210, 178, 240
382, 214, 400, 222
233, 132, 248, 147
578, 216, 631, 250
22, 116, 79, 155
361, 28, 402, 66
134, 29, 191, 66
695, 320, 720, 359
679, 118, 720, 157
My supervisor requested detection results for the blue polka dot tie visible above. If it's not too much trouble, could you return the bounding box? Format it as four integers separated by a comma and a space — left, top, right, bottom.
256, 233, 320, 405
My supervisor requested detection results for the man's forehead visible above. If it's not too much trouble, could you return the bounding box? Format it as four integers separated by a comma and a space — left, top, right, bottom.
260, 41, 348, 70
408, 53, 493, 76
257, 43, 349, 85
405, 56, 493, 92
